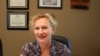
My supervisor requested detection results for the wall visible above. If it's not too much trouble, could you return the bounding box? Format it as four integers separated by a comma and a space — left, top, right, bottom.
0, 0, 100, 56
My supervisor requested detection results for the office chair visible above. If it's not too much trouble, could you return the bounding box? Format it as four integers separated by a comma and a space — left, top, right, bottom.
52, 35, 71, 52
0, 39, 3, 56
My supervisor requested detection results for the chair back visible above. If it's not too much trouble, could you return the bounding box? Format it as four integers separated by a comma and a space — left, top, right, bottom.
0, 39, 3, 56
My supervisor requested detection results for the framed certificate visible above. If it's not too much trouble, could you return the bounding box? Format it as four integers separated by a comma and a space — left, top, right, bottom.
71, 0, 90, 9
38, 0, 62, 9
7, 0, 29, 10
7, 11, 29, 30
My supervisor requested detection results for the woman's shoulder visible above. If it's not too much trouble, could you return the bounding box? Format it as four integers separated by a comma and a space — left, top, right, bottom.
22, 41, 37, 49
21, 41, 40, 56
53, 40, 67, 48
52, 40, 71, 56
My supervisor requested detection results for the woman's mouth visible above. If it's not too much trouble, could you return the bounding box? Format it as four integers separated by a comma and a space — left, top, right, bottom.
38, 36, 46, 39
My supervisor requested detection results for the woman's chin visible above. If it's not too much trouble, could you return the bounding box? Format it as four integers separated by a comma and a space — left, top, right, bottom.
38, 39, 47, 43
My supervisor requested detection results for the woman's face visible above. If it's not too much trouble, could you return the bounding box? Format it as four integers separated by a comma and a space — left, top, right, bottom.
33, 18, 55, 43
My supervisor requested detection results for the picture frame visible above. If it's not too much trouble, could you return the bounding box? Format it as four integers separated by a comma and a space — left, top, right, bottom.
38, 0, 62, 9
71, 0, 90, 9
7, 0, 29, 10
7, 11, 29, 30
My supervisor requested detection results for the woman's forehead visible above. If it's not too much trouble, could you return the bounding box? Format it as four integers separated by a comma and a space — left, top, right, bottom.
34, 18, 50, 25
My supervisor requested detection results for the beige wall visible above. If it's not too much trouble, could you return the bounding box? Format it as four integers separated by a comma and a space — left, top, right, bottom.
0, 0, 100, 56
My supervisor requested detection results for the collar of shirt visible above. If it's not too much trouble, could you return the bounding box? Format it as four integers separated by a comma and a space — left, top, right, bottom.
35, 40, 57, 56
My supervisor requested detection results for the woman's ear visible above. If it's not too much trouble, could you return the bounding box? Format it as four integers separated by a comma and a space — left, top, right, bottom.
52, 27, 56, 34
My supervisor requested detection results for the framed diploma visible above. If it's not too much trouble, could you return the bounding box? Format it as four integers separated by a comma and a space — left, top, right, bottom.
7, 11, 29, 30
38, 0, 62, 9
7, 0, 29, 10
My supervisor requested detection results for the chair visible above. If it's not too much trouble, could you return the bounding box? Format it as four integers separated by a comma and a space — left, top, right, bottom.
0, 39, 3, 56
52, 35, 72, 52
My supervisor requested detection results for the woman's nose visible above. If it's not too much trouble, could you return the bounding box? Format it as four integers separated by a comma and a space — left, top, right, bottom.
38, 29, 43, 34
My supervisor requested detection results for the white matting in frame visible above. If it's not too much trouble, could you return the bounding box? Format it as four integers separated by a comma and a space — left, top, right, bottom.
38, 0, 62, 9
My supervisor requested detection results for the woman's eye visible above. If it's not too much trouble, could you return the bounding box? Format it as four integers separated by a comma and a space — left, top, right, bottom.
42, 27, 48, 29
34, 27, 39, 30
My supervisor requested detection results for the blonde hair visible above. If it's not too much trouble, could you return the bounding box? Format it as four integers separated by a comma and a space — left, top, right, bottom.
30, 13, 58, 31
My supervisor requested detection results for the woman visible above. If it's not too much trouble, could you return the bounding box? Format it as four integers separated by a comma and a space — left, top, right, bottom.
20, 13, 71, 56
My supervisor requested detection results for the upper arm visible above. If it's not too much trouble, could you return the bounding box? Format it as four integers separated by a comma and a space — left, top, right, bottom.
63, 45, 71, 56
20, 43, 30, 56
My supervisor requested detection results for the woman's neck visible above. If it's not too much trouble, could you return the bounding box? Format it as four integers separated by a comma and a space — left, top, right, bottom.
39, 40, 51, 51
